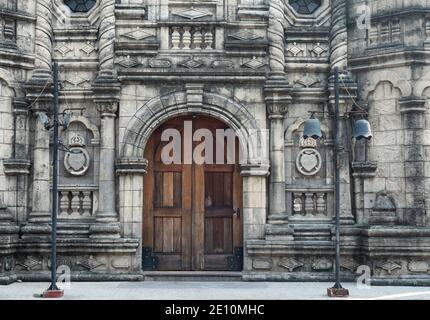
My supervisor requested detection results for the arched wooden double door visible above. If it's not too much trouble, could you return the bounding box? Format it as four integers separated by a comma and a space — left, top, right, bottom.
143, 115, 243, 271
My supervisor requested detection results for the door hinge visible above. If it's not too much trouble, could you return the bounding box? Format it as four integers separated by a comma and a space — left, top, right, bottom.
142, 247, 159, 271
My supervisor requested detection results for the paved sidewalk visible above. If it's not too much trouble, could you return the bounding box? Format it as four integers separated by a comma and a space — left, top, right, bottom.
1, 281, 430, 300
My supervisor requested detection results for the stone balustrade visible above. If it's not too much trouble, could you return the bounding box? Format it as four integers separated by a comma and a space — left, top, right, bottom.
170, 26, 214, 50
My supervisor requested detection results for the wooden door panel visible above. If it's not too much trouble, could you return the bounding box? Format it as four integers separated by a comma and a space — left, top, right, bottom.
143, 116, 242, 271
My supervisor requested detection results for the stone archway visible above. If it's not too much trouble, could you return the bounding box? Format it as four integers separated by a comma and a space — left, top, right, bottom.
117, 90, 270, 271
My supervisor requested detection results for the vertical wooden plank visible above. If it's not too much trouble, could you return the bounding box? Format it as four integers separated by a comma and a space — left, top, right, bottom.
182, 163, 192, 270
163, 217, 174, 252
224, 172, 232, 207
213, 218, 224, 253
173, 172, 182, 207
154, 172, 163, 208
204, 218, 213, 253
143, 136, 154, 247
154, 217, 163, 252
224, 217, 233, 253
204, 172, 213, 207
193, 163, 205, 270
233, 150, 243, 248
173, 217, 182, 253
163, 172, 174, 207
213, 172, 224, 207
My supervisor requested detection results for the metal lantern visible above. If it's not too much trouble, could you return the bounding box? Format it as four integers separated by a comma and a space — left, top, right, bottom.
303, 117, 323, 140
352, 119, 372, 140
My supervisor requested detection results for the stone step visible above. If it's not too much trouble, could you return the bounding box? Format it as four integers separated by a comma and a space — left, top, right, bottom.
292, 224, 332, 241
143, 271, 243, 282
57, 223, 90, 238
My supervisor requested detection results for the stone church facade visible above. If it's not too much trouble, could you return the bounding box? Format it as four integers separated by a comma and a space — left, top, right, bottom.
1, 0, 430, 285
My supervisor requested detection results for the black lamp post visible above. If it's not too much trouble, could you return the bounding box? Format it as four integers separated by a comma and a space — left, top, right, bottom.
303, 66, 372, 298
38, 62, 72, 299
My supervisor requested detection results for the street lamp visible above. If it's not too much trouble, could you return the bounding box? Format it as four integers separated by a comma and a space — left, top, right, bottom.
38, 62, 72, 299
303, 67, 372, 298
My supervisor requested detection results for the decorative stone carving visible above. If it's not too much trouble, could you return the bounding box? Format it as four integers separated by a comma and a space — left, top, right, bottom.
180, 56, 204, 69
377, 261, 402, 274
16, 256, 42, 271
173, 7, 212, 20
242, 57, 266, 70
299, 137, 317, 149
121, 27, 155, 41
76, 256, 107, 272
370, 192, 398, 225
340, 260, 359, 272
312, 258, 333, 271
252, 258, 273, 270
408, 261, 429, 273
296, 149, 322, 176
80, 41, 97, 56
211, 60, 234, 69
63, 72, 91, 88
278, 258, 304, 271
287, 42, 304, 57
55, 42, 73, 56
229, 31, 263, 41
309, 43, 327, 57
149, 59, 171, 68
116, 56, 140, 68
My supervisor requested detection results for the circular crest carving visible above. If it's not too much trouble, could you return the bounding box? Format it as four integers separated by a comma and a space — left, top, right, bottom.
296, 148, 322, 176
64, 147, 90, 176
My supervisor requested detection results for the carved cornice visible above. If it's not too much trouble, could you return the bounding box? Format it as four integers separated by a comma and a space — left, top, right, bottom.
96, 101, 118, 117
3, 159, 31, 176
264, 79, 292, 116
352, 161, 378, 178
399, 96, 427, 113
116, 158, 149, 175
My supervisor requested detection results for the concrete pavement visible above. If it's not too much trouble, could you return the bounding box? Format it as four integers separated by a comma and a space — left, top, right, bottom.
1, 281, 430, 300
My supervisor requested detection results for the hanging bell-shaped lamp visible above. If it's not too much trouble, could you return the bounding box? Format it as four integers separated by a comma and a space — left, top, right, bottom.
352, 119, 372, 140
303, 117, 323, 140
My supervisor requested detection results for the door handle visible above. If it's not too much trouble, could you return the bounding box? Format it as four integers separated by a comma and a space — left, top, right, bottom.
233, 208, 240, 218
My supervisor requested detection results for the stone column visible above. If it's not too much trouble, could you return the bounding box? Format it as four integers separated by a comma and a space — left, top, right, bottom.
21, 99, 52, 239
21, 0, 54, 238
264, 83, 294, 241
32, 0, 53, 82
330, 0, 348, 72
90, 102, 120, 239
328, 0, 355, 225
116, 158, 148, 269
267, 0, 286, 80
399, 96, 427, 226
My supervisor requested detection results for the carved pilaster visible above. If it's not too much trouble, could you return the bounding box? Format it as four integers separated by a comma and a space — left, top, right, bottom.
21, 75, 53, 239
264, 80, 293, 240
90, 100, 120, 239
399, 96, 427, 227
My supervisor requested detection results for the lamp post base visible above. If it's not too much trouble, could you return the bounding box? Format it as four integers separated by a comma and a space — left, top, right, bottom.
327, 287, 349, 298
42, 289, 64, 299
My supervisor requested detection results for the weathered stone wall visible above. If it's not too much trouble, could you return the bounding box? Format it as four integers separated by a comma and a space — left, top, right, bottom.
1, 0, 430, 284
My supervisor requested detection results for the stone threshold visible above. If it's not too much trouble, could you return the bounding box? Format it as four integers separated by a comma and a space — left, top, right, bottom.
143, 271, 243, 282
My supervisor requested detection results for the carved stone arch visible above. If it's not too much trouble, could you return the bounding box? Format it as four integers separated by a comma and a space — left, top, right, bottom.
362, 71, 412, 101
63, 115, 101, 145
120, 91, 264, 165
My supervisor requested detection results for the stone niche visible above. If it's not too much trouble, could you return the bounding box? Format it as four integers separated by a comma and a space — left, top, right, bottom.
370, 192, 398, 225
